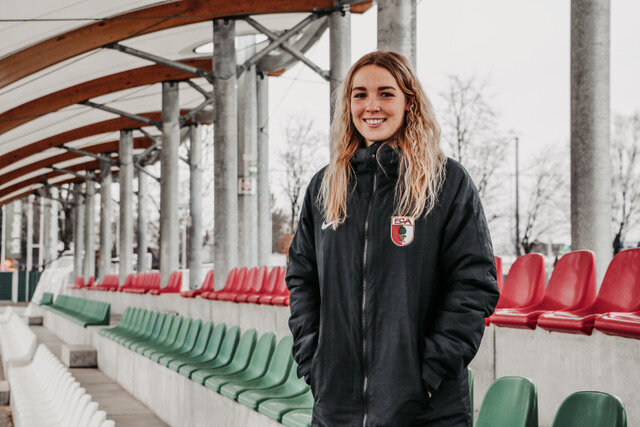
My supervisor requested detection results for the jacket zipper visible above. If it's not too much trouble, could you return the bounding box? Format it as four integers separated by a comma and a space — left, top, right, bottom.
361, 167, 378, 427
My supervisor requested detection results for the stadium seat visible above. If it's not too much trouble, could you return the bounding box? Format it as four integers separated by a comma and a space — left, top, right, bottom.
201, 332, 275, 390
219, 336, 293, 400
258, 389, 314, 422
538, 248, 640, 335
149, 271, 182, 295
246, 267, 281, 304
159, 321, 213, 367
43, 295, 110, 327
181, 269, 214, 298
178, 325, 240, 378
114, 274, 134, 292
490, 251, 597, 329
236, 266, 269, 302
192, 329, 259, 385
281, 409, 313, 427
594, 311, 640, 339
93, 275, 119, 291
238, 360, 309, 410
168, 323, 226, 372
152, 319, 202, 363
69, 276, 85, 289
142, 316, 186, 358
551, 391, 627, 427
475, 376, 538, 427
495, 253, 546, 310
203, 268, 245, 300
217, 267, 257, 301
37, 292, 54, 306
259, 269, 288, 305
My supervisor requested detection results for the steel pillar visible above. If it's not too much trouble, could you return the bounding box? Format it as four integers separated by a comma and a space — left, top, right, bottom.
98, 158, 112, 280
84, 178, 96, 281
137, 167, 149, 273
238, 37, 258, 267
377, 0, 417, 67
160, 81, 180, 287
73, 184, 84, 279
256, 74, 271, 265
329, 2, 351, 121
570, 0, 611, 285
48, 187, 59, 264
38, 196, 44, 269
189, 124, 203, 289
213, 19, 238, 288
119, 130, 134, 284
26, 194, 34, 293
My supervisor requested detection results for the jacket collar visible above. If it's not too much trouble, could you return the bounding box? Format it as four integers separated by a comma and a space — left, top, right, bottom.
350, 140, 400, 177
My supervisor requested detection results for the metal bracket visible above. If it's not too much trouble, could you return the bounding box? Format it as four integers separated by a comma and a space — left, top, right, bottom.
79, 100, 162, 129
106, 42, 214, 83
185, 80, 213, 99
58, 145, 117, 164
241, 14, 330, 81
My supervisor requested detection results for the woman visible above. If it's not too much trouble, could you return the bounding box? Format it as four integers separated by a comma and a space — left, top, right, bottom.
286, 51, 499, 426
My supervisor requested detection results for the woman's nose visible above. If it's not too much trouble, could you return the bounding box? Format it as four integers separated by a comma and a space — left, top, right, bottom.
365, 100, 380, 112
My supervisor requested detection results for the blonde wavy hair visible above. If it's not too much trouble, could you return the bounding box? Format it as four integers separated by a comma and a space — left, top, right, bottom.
319, 51, 447, 228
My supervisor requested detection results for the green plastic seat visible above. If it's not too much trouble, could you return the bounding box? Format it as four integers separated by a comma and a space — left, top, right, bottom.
203, 332, 275, 391
281, 409, 312, 427
101, 307, 137, 339
237, 359, 309, 410
219, 336, 293, 400
107, 308, 144, 341
169, 323, 225, 372
551, 391, 627, 427
130, 313, 168, 351
475, 376, 538, 427
160, 321, 213, 367
178, 325, 240, 378
37, 292, 54, 306
122, 311, 159, 348
44, 294, 110, 326
143, 316, 185, 358
135, 314, 177, 354
148, 317, 195, 362
156, 319, 202, 364
116, 310, 151, 344
258, 389, 314, 422
191, 329, 258, 384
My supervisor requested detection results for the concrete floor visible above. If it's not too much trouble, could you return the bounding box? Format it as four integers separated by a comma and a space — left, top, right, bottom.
31, 325, 168, 427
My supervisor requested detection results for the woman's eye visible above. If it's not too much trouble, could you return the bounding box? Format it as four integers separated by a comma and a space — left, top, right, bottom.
353, 93, 365, 99
381, 92, 394, 97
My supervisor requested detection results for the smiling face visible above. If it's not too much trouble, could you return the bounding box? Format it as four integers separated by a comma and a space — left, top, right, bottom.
350, 64, 407, 147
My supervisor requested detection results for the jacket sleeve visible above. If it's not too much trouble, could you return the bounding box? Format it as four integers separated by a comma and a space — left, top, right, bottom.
421, 169, 500, 393
286, 186, 321, 385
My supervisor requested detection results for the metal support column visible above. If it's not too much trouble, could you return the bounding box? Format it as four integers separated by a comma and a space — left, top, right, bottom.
237, 37, 258, 267
137, 167, 149, 273
98, 157, 112, 280
84, 178, 96, 281
570, 0, 611, 285
48, 186, 59, 265
256, 74, 271, 265
73, 184, 84, 279
160, 81, 180, 287
119, 130, 134, 284
26, 195, 34, 295
377, 0, 417, 67
213, 19, 238, 288
329, 1, 351, 121
38, 196, 44, 269
189, 124, 203, 289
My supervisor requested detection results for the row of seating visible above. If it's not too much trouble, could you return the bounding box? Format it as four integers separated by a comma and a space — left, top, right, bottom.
69, 276, 94, 289
0, 308, 38, 373
41, 294, 110, 327
194, 266, 290, 305
476, 375, 626, 427
98, 307, 312, 426
488, 248, 640, 338
8, 344, 114, 427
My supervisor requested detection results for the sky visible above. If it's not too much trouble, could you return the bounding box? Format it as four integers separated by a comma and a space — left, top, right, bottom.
264, 0, 640, 246
266, 0, 639, 173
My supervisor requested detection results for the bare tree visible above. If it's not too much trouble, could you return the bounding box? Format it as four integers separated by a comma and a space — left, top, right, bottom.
518, 147, 569, 254
278, 116, 325, 233
439, 75, 510, 222
611, 112, 640, 254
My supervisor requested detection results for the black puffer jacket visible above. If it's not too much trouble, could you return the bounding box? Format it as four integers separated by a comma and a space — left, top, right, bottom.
286, 141, 499, 426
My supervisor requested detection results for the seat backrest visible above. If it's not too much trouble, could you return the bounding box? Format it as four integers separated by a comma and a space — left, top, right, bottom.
261, 267, 281, 294
219, 267, 238, 291
166, 271, 182, 290
272, 270, 289, 295
229, 267, 247, 292
594, 248, 640, 312
264, 336, 294, 382
246, 332, 276, 376
543, 251, 597, 311
495, 256, 504, 291
150, 272, 161, 290
74, 276, 84, 287
203, 323, 227, 358
121, 273, 134, 289
497, 254, 546, 309
191, 321, 214, 355
215, 325, 240, 363
475, 376, 538, 427
551, 391, 627, 427
228, 329, 258, 368
202, 269, 215, 291
180, 319, 202, 351
237, 267, 257, 293
87, 276, 95, 287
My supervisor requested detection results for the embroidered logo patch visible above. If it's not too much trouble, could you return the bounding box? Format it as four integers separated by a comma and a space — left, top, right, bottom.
391, 216, 415, 246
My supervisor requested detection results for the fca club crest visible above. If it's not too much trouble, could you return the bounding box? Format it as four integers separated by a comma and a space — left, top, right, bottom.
391, 216, 415, 246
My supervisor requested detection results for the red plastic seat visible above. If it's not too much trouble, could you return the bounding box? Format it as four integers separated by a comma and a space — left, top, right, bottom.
236, 266, 268, 302
594, 311, 640, 339
495, 256, 504, 291
538, 248, 640, 335
116, 273, 134, 291
490, 251, 597, 329
203, 268, 245, 300
68, 276, 85, 289
97, 274, 119, 291
149, 271, 182, 295
260, 268, 288, 305
217, 267, 257, 301
181, 269, 214, 298
246, 267, 281, 304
